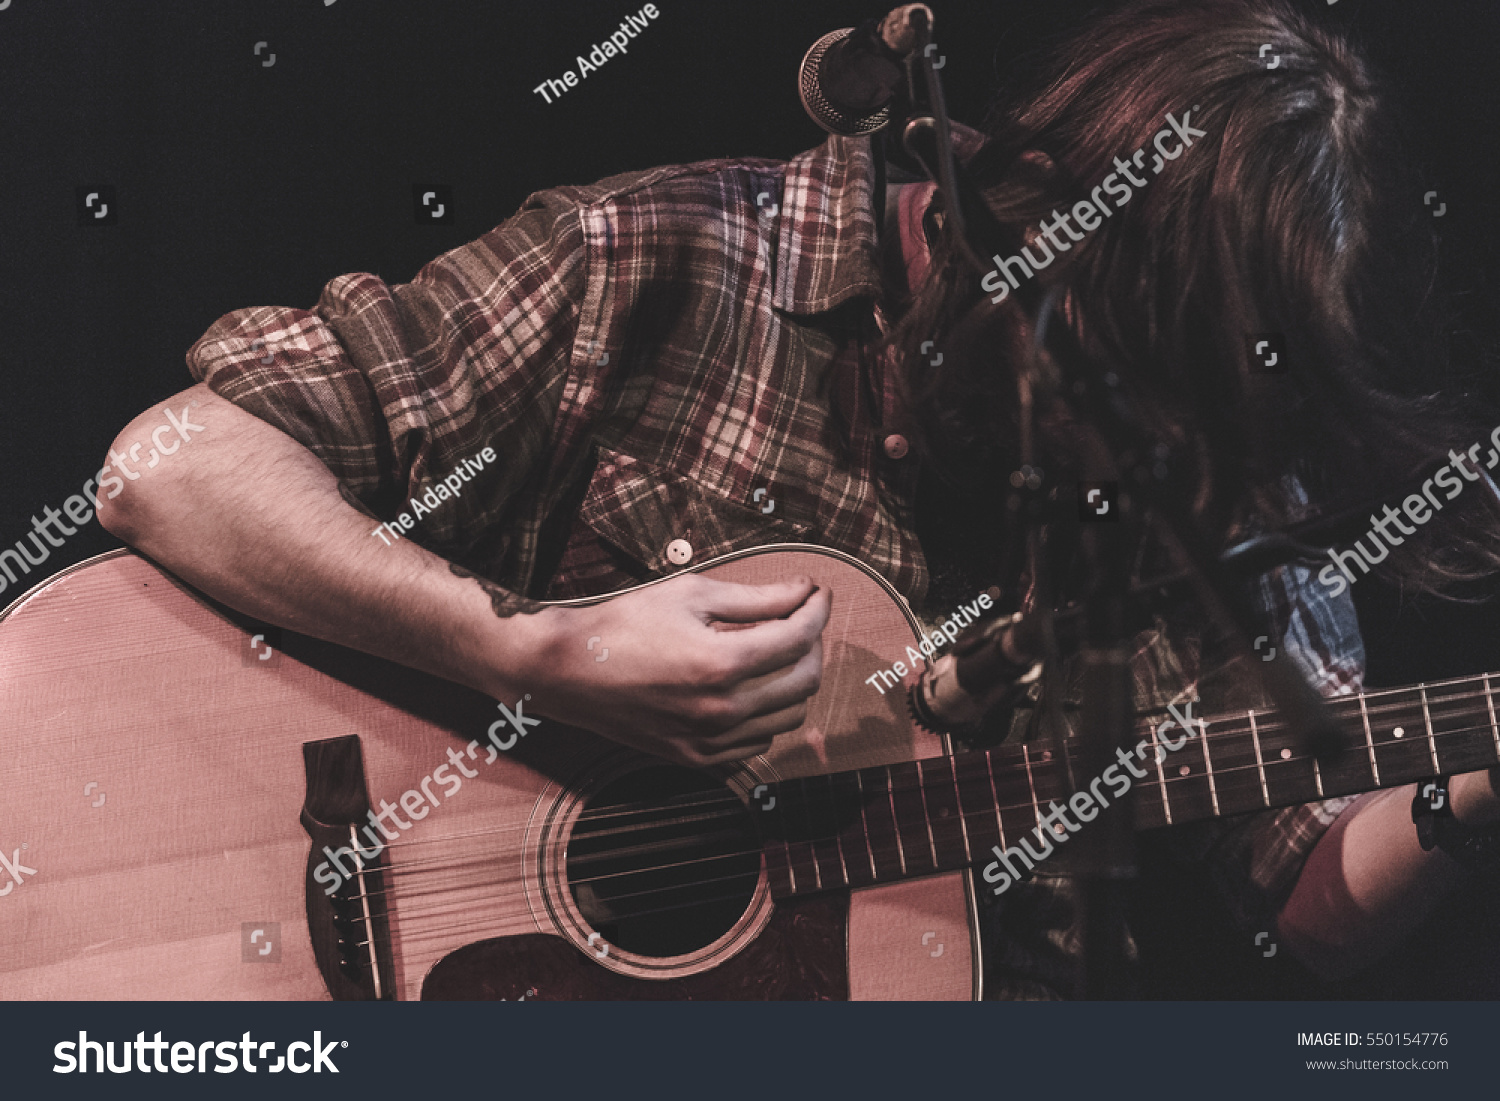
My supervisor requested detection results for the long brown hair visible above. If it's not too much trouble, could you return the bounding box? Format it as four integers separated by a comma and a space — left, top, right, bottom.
888, 0, 1500, 597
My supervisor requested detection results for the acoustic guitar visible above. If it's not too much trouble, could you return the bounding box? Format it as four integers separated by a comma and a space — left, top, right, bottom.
2, 545, 1496, 1000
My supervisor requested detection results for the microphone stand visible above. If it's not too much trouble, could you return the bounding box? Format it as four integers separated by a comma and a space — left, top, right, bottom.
891, 8, 1346, 998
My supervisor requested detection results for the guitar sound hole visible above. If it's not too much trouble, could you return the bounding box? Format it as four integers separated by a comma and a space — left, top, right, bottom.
566, 766, 761, 958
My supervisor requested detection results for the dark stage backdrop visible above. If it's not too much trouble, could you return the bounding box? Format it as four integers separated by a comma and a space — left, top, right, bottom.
2, 0, 1498, 995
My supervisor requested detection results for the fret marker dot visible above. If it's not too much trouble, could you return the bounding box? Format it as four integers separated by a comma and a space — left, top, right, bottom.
1177, 765, 1190, 777
1041, 750, 1052, 761
1053, 825, 1067, 836
938, 807, 949, 817
1279, 748, 1292, 760
1394, 726, 1405, 738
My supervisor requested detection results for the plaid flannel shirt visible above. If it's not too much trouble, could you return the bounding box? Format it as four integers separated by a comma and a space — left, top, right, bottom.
185, 132, 1365, 998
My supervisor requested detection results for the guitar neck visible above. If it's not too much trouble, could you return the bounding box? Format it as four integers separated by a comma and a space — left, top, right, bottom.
760, 672, 1500, 899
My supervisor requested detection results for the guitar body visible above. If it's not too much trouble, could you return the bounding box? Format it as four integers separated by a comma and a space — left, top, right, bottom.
0, 546, 979, 1000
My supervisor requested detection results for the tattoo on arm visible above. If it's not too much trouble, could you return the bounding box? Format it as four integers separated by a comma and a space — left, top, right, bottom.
450, 562, 545, 618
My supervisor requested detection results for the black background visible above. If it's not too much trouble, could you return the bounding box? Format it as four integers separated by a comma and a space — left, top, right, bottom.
2, 0, 1498, 997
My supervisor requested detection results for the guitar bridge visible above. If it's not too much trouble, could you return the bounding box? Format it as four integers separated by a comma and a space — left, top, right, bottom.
300, 735, 399, 1000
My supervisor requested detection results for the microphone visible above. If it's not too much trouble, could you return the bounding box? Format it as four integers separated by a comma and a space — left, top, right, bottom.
909, 608, 1045, 733
799, 4, 935, 136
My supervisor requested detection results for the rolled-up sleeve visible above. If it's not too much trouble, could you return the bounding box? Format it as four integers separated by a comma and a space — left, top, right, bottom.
186, 192, 587, 554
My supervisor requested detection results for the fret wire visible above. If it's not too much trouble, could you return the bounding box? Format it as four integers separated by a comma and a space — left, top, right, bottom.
827, 774, 850, 887
798, 776, 822, 893
949, 758, 974, 864
784, 692, 1500, 855
1147, 673, 1497, 754
1148, 729, 1172, 824
1022, 744, 1042, 828
1249, 710, 1270, 806
1340, 671, 1491, 711
915, 759, 940, 868
1359, 693, 1380, 787
1486, 674, 1500, 760
1145, 721, 1496, 794
1420, 685, 1440, 774
863, 716, 1500, 843
885, 765, 908, 877
1198, 717, 1220, 815
1312, 754, 1323, 797
738, 710, 1500, 892
985, 751, 1008, 849
854, 771, 878, 882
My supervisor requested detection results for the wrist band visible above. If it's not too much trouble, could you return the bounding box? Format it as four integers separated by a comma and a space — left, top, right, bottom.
1412, 777, 1500, 872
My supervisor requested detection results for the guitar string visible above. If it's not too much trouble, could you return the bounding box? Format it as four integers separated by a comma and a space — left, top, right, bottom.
343, 872, 787, 954
378, 679, 1496, 845
358, 699, 1500, 882
349, 876, 774, 954
342, 716, 1500, 917
323, 685, 1500, 945
356, 690, 1493, 946
356, 684, 1498, 864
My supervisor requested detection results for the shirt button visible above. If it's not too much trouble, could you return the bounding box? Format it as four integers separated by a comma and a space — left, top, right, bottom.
883, 434, 910, 460
665, 539, 694, 566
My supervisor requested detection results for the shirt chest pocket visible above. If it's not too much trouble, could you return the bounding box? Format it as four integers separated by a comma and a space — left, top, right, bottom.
578, 445, 811, 573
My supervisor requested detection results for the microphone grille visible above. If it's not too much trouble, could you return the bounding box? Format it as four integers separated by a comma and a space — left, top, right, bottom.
799, 28, 892, 137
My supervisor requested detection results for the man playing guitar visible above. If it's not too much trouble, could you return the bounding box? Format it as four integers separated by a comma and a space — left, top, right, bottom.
90, 0, 1500, 997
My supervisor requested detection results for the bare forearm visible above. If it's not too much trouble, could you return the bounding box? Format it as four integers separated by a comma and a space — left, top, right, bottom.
1279, 769, 1499, 979
96, 383, 555, 701
97, 384, 831, 767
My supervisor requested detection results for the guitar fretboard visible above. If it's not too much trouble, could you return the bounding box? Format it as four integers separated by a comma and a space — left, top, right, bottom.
759, 672, 1500, 898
